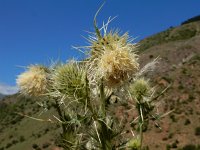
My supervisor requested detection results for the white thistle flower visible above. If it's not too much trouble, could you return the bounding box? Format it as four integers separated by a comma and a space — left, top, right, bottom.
16, 65, 49, 97
87, 31, 139, 88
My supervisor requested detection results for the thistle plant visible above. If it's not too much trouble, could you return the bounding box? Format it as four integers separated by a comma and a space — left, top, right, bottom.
16, 5, 167, 150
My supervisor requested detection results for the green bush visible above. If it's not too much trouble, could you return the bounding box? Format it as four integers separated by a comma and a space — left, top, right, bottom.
184, 119, 191, 125
179, 144, 200, 150
19, 136, 25, 142
195, 127, 200, 136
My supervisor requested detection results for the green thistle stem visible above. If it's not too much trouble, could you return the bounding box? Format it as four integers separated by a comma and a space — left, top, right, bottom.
139, 104, 144, 150
54, 99, 67, 135
98, 79, 113, 150
99, 120, 112, 150
85, 75, 97, 119
100, 79, 106, 118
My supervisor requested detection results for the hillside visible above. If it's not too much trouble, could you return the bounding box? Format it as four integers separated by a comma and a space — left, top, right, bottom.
138, 20, 200, 52
139, 31, 200, 150
0, 19, 200, 150
0, 94, 60, 150
0, 93, 5, 100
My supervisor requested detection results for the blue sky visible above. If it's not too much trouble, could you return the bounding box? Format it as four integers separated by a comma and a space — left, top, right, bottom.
0, 0, 200, 94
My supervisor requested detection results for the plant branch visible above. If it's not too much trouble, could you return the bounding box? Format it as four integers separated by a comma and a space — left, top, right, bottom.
100, 78, 106, 118
139, 104, 144, 150
54, 99, 67, 134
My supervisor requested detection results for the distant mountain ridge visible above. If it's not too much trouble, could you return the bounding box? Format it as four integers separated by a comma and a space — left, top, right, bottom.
181, 15, 200, 25
138, 18, 200, 52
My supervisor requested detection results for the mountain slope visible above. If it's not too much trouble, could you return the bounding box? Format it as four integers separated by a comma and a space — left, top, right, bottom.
138, 20, 200, 52
0, 18, 200, 150
0, 95, 59, 150
139, 34, 200, 150
0, 93, 5, 100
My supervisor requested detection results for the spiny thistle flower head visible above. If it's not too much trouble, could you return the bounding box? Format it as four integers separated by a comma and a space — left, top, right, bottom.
127, 137, 140, 150
88, 31, 139, 88
51, 61, 87, 102
130, 78, 151, 101
16, 65, 49, 97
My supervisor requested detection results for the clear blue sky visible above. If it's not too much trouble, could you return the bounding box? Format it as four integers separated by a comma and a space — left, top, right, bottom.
0, 0, 200, 86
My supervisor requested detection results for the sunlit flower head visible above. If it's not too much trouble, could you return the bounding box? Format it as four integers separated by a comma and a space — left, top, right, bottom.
88, 31, 139, 88
99, 49, 138, 87
16, 65, 49, 97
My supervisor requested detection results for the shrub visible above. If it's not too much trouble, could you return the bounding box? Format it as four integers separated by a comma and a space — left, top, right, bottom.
42, 142, 51, 149
12, 140, 18, 145
170, 114, 177, 122
166, 144, 171, 150
19, 136, 25, 142
32, 143, 39, 149
184, 119, 191, 125
5, 143, 12, 148
180, 144, 198, 150
195, 127, 200, 136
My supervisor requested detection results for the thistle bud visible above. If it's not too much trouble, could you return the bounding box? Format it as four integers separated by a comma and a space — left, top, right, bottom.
51, 61, 87, 101
130, 78, 151, 101
127, 137, 140, 150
